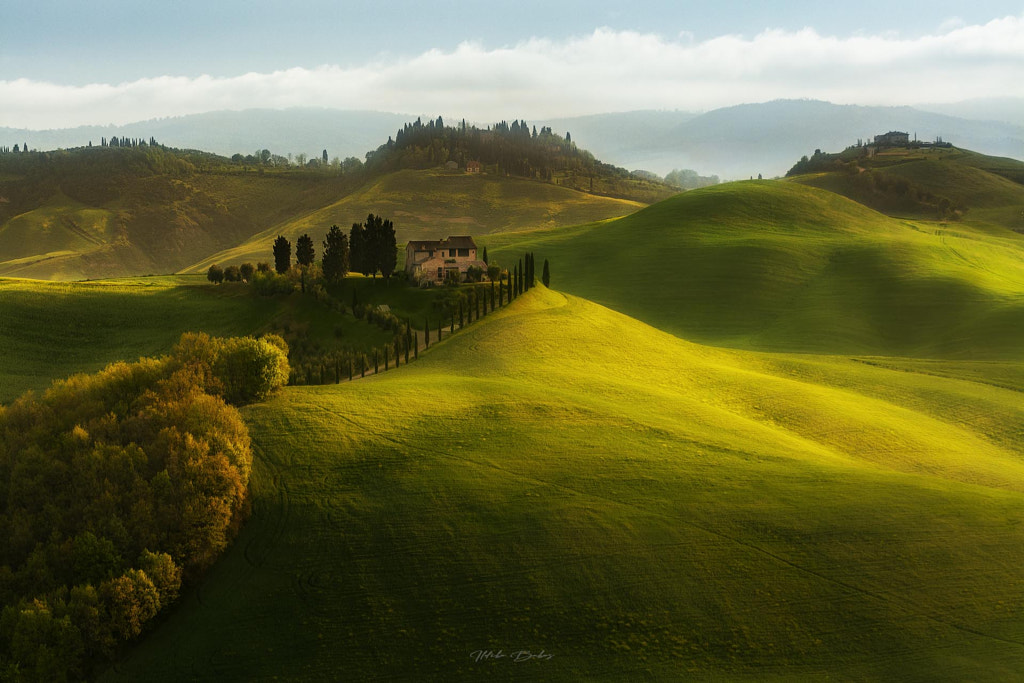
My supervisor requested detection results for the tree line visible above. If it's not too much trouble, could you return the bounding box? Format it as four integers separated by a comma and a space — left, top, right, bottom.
291, 250, 549, 386
0, 333, 289, 681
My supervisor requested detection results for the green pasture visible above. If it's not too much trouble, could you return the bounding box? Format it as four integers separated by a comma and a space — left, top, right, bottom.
486, 181, 1024, 358
101, 287, 1024, 680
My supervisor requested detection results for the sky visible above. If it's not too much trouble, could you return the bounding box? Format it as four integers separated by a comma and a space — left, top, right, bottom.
1, 0, 1023, 129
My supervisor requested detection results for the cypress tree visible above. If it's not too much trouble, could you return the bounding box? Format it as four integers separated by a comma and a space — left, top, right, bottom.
384, 347, 389, 371
459, 301, 464, 328
425, 319, 430, 348
476, 289, 481, 318
439, 318, 444, 340
498, 281, 503, 306
273, 235, 291, 274
491, 282, 496, 309
349, 358, 354, 381
518, 259, 524, 293
374, 349, 379, 374
542, 258, 550, 287
405, 330, 410, 363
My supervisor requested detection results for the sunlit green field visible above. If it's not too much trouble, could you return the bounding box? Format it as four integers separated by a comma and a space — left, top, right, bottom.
485, 181, 1024, 358
102, 287, 1024, 681
4, 176, 1022, 680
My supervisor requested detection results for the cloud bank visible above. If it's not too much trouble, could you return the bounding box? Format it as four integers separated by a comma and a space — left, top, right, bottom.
3, 15, 1023, 129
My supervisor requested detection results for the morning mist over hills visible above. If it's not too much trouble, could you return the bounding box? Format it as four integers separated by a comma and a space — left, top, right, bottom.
5, 98, 1023, 180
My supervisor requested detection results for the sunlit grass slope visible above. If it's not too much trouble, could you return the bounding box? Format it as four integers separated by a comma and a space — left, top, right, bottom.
107, 287, 1024, 681
185, 168, 643, 272
0, 276, 354, 402
794, 148, 1024, 232
487, 181, 1024, 358
0, 151, 356, 280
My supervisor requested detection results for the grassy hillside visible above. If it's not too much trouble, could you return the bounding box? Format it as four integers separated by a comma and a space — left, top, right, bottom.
791, 147, 1024, 232
0, 147, 357, 280
185, 168, 642, 272
102, 287, 1024, 680
486, 181, 1024, 358
0, 141, 649, 281
0, 276, 285, 401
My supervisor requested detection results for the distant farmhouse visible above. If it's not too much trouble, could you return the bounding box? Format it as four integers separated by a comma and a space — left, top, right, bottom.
405, 236, 487, 283
874, 131, 910, 147
466, 160, 482, 174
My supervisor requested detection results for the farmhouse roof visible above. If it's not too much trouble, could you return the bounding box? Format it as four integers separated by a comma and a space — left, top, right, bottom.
443, 235, 476, 249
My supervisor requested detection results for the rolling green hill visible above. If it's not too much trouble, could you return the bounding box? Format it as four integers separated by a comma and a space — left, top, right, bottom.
0, 147, 357, 280
184, 168, 643, 273
790, 147, 1024, 232
100, 287, 1024, 680
0, 137, 652, 281
486, 180, 1024, 358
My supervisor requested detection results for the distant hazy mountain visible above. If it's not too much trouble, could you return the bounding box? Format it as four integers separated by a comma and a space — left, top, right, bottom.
544, 101, 1024, 179
4, 101, 1022, 181
914, 98, 1024, 127
0, 108, 414, 161
537, 110, 698, 172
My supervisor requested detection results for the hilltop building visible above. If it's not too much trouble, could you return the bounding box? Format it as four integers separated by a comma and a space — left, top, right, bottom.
874, 131, 910, 147
405, 235, 486, 283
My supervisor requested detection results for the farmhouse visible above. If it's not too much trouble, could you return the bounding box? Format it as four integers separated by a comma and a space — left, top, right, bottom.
874, 131, 910, 147
466, 160, 482, 174
405, 235, 487, 283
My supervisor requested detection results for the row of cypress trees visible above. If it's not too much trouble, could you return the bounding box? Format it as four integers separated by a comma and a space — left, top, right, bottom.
295, 251, 548, 385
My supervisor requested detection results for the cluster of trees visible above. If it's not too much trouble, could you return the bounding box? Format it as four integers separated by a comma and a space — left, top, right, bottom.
96, 136, 159, 149
294, 250, 548, 386
264, 214, 396, 285
359, 116, 669, 200
663, 168, 720, 190
0, 144, 29, 154
0, 333, 289, 681
228, 149, 364, 173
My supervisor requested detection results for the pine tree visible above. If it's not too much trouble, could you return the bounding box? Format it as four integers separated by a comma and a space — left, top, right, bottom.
273, 235, 291, 274
542, 259, 550, 287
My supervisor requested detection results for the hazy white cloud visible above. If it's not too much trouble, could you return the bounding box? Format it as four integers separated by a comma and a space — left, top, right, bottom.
3, 15, 1023, 129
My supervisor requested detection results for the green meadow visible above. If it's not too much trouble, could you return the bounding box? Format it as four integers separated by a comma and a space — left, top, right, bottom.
485, 181, 1024, 358
2, 173, 1022, 679
100, 286, 1024, 681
